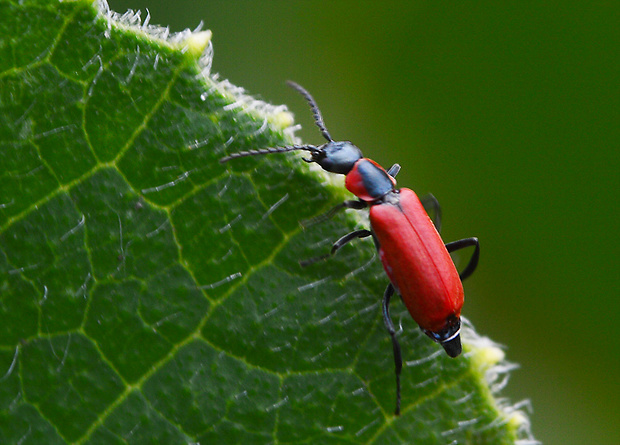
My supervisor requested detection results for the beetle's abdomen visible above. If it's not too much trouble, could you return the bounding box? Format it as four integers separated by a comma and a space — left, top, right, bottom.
370, 188, 463, 333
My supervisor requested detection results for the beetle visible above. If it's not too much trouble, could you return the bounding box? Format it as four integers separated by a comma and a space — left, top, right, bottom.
220, 81, 480, 415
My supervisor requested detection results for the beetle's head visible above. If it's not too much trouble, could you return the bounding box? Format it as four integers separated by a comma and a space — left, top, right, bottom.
308, 141, 363, 175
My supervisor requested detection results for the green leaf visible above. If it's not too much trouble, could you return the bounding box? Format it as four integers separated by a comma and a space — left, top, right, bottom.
0, 0, 537, 443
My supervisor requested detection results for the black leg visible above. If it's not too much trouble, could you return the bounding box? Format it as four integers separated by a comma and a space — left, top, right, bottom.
420, 193, 442, 233
445, 237, 480, 281
330, 229, 372, 255
301, 199, 367, 228
382, 283, 402, 416
299, 229, 372, 267
387, 163, 401, 178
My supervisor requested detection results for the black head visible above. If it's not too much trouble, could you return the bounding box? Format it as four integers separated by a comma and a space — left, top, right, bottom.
423, 315, 462, 358
309, 141, 363, 175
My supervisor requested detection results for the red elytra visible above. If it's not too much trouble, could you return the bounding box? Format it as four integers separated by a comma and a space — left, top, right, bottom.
371, 188, 463, 333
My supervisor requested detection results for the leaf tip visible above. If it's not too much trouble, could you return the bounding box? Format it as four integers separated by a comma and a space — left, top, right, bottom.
183, 30, 213, 59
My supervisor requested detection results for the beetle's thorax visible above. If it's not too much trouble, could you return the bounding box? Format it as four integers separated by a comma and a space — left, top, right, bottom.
345, 158, 396, 202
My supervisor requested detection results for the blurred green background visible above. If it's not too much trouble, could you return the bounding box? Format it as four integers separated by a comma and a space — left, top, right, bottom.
108, 1, 619, 444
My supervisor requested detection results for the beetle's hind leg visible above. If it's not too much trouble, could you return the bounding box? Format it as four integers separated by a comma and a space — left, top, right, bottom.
445, 237, 480, 281
382, 283, 402, 416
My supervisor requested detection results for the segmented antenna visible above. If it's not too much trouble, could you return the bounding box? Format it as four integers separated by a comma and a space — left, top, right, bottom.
219, 144, 319, 164
286, 81, 333, 142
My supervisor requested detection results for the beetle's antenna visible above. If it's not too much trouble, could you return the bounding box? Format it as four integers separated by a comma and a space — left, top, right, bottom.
219, 144, 320, 163
287, 81, 333, 143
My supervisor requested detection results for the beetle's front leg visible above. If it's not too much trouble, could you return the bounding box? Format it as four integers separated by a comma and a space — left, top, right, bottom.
301, 200, 367, 228
299, 229, 372, 267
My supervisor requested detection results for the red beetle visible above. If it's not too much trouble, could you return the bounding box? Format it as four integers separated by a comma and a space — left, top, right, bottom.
221, 82, 479, 415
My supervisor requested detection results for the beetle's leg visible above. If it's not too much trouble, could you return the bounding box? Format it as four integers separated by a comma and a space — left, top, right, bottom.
387, 163, 401, 178
420, 193, 442, 233
445, 237, 480, 281
382, 283, 402, 416
301, 200, 367, 228
299, 229, 372, 267
329, 229, 372, 255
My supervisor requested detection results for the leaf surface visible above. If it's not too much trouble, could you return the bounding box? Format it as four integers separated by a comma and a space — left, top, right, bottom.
0, 1, 533, 443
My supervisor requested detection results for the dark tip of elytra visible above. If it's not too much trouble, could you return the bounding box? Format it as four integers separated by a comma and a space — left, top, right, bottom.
441, 334, 462, 358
